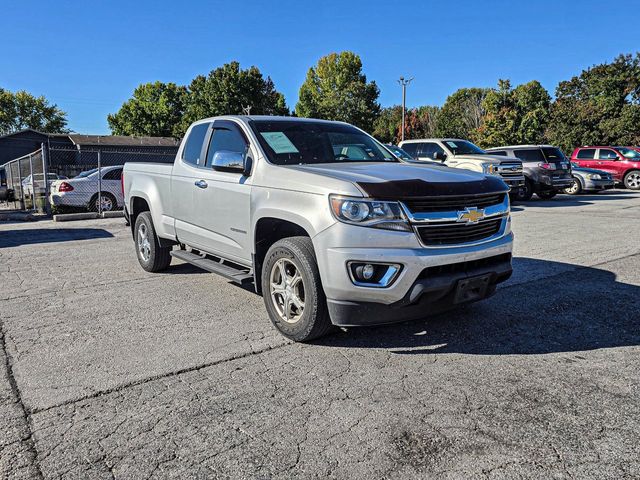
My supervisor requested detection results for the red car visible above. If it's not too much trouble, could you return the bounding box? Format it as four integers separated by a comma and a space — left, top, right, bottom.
571, 146, 640, 190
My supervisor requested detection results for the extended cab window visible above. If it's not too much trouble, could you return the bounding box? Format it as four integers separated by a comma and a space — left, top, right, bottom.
401, 143, 419, 157
205, 125, 247, 168
513, 149, 544, 162
182, 123, 210, 165
576, 148, 595, 159
598, 149, 618, 160
250, 120, 395, 165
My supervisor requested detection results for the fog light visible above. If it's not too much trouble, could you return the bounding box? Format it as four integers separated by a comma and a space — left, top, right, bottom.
348, 262, 402, 287
362, 264, 375, 280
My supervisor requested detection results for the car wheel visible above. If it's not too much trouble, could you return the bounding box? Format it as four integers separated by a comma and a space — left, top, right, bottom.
513, 178, 534, 202
134, 211, 172, 272
89, 192, 117, 212
624, 170, 640, 190
537, 190, 557, 200
261, 236, 332, 342
564, 178, 582, 195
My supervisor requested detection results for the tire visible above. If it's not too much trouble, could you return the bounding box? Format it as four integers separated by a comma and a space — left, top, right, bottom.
564, 178, 582, 195
261, 236, 332, 342
89, 192, 117, 212
537, 190, 557, 200
134, 211, 172, 272
512, 178, 534, 202
623, 170, 640, 190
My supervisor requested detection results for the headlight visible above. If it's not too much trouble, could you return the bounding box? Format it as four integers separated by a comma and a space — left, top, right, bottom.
586, 173, 601, 180
482, 163, 497, 175
329, 195, 411, 231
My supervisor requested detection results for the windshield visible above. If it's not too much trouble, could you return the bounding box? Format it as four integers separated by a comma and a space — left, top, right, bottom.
541, 147, 567, 162
250, 120, 396, 165
619, 147, 640, 159
75, 168, 98, 178
386, 145, 414, 160
442, 140, 486, 155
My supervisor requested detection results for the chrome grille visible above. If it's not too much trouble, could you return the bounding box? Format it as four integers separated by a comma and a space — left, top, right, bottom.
497, 162, 523, 178
416, 218, 503, 246
403, 193, 506, 213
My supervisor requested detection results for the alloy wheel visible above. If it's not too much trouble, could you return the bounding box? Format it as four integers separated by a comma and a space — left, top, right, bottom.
137, 223, 151, 262
626, 172, 640, 189
269, 258, 305, 324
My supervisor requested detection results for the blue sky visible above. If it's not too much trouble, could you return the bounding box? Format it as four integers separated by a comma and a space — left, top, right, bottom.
2, 0, 638, 134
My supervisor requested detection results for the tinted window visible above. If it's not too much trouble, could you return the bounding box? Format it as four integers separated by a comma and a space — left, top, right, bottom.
103, 168, 122, 180
419, 142, 446, 159
576, 148, 595, 159
541, 147, 567, 161
251, 120, 395, 165
489, 150, 507, 156
182, 123, 209, 165
385, 145, 413, 160
401, 143, 419, 157
442, 140, 485, 155
598, 149, 618, 160
205, 126, 247, 167
513, 149, 545, 162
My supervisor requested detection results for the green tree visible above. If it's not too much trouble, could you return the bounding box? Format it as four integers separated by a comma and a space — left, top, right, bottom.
107, 81, 187, 137
296, 51, 380, 132
476, 79, 551, 148
0, 88, 67, 135
181, 62, 289, 133
435, 87, 488, 142
547, 53, 640, 152
372, 105, 403, 143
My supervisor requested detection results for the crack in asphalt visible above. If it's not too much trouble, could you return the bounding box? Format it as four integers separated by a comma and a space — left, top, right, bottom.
0, 320, 45, 480
26, 249, 640, 419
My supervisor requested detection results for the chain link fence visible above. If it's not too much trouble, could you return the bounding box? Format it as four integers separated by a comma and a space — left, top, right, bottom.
1, 144, 177, 214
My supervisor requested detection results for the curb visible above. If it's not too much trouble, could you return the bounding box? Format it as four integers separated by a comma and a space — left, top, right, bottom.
53, 211, 124, 222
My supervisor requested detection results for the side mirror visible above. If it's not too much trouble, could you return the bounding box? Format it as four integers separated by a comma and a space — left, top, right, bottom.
433, 151, 447, 161
211, 150, 246, 174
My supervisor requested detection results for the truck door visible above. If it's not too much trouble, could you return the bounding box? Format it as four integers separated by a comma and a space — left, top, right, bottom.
188, 120, 253, 264
594, 148, 622, 180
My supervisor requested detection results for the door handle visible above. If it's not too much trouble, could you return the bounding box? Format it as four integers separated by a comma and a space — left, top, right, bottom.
194, 180, 208, 189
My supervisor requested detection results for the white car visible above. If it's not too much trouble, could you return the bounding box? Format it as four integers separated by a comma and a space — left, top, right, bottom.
22, 173, 66, 196
49, 166, 124, 211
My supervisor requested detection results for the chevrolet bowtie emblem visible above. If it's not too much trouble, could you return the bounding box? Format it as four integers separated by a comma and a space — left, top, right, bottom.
458, 207, 485, 224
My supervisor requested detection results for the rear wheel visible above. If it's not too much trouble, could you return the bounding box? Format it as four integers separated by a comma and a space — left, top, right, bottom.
261, 236, 332, 342
624, 170, 640, 190
89, 192, 117, 212
134, 212, 171, 272
564, 178, 582, 195
537, 190, 557, 200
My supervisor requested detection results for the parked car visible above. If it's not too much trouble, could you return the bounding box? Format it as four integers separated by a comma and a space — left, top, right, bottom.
123, 116, 514, 342
398, 138, 525, 193
564, 163, 615, 194
570, 146, 640, 190
485, 145, 573, 201
21, 173, 66, 197
49, 166, 124, 211
385, 144, 416, 161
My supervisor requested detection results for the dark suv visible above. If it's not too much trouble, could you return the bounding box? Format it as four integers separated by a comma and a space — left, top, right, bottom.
485, 145, 573, 200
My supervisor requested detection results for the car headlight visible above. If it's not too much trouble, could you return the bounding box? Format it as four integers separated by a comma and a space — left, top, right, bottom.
586, 173, 601, 180
482, 163, 498, 175
329, 195, 411, 231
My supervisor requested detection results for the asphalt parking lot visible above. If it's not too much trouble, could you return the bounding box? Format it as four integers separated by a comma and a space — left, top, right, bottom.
1, 190, 639, 479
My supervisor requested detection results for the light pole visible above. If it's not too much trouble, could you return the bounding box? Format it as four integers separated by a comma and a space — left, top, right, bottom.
397, 76, 414, 142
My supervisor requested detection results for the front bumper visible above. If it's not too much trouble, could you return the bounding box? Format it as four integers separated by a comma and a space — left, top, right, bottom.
584, 178, 615, 190
313, 221, 514, 326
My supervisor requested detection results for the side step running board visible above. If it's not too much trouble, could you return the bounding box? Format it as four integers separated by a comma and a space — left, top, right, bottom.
171, 250, 253, 285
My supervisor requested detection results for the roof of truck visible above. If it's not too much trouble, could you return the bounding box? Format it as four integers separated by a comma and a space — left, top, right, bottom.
399, 138, 466, 144
486, 145, 557, 150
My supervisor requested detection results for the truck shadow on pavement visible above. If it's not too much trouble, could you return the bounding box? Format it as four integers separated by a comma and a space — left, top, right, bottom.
0, 228, 114, 248
317, 257, 640, 356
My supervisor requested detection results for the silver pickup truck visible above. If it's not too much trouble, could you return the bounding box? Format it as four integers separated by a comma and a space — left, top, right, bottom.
123, 116, 514, 341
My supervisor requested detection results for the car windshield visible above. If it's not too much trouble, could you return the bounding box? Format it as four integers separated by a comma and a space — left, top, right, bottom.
386, 145, 414, 160
442, 140, 486, 155
250, 120, 396, 165
75, 168, 98, 178
618, 147, 640, 159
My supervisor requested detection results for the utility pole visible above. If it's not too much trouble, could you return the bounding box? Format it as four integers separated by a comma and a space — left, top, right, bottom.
397, 77, 414, 142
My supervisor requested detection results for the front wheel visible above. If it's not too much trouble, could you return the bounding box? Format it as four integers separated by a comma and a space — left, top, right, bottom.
537, 190, 557, 200
624, 170, 640, 190
261, 237, 332, 342
564, 178, 582, 195
134, 212, 171, 272
512, 178, 534, 202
